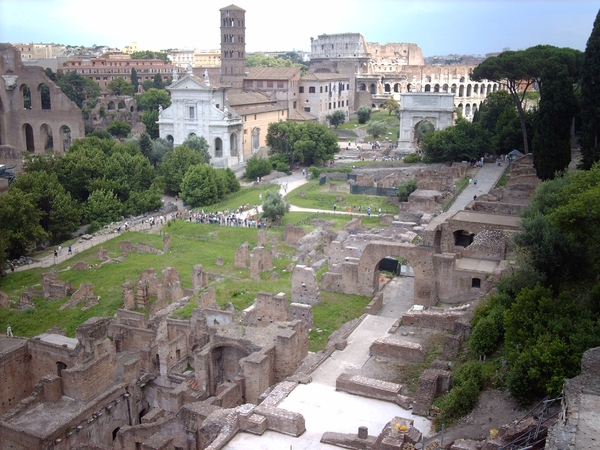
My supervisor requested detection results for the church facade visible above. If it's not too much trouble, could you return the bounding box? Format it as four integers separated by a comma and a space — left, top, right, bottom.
158, 70, 243, 169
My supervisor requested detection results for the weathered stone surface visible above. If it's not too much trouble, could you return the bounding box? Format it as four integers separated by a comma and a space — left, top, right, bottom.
199, 287, 217, 308
18, 291, 34, 310
289, 303, 314, 328
250, 247, 273, 279
122, 282, 135, 309
162, 234, 171, 252
161, 267, 181, 286
257, 229, 266, 247
72, 261, 89, 271
270, 271, 280, 280
234, 242, 250, 268
284, 223, 306, 247
291, 265, 321, 305
59, 283, 98, 311
215, 256, 224, 266
0, 291, 10, 309
336, 372, 401, 403
192, 264, 209, 291
369, 338, 425, 362
97, 246, 110, 261
321, 431, 376, 449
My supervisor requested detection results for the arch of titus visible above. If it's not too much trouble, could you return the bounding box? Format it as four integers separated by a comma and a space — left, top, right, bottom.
397, 93, 456, 151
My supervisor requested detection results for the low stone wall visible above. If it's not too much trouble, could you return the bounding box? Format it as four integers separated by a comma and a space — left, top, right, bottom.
365, 292, 383, 315
369, 338, 425, 362
402, 308, 465, 331
254, 405, 306, 437
336, 373, 401, 403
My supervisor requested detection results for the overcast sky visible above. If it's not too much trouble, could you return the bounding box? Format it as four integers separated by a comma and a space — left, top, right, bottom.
0, 0, 597, 57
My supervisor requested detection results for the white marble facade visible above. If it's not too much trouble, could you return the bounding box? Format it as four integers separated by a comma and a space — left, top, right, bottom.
158, 73, 243, 168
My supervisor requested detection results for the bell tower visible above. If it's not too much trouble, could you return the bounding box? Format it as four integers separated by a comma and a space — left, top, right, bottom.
220, 4, 246, 88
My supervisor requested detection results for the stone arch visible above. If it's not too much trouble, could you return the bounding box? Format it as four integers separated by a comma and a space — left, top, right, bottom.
230, 132, 237, 156
105, 419, 128, 445
459, 85, 465, 97
23, 123, 34, 151
486, 84, 492, 95
215, 137, 223, 158
40, 123, 53, 151
357, 241, 434, 305
60, 125, 72, 151
384, 83, 391, 93
414, 119, 435, 147
38, 83, 51, 110
442, 84, 449, 93
166, 134, 174, 144
466, 84, 472, 97
107, 101, 116, 110
369, 83, 376, 94
424, 84, 431, 92
451, 84, 457, 94
434, 84, 440, 93
473, 84, 479, 94
465, 104, 471, 116
130, 106, 134, 112
21, 84, 32, 109
56, 361, 67, 377
117, 100, 126, 109
360, 83, 366, 91
493, 84, 498, 92
472, 103, 478, 114
454, 229, 475, 247
394, 83, 400, 93
457, 103, 464, 115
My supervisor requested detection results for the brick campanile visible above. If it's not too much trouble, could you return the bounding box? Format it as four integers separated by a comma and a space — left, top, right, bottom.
220, 4, 246, 88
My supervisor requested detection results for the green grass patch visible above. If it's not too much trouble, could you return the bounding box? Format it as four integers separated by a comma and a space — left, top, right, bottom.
287, 179, 398, 215
309, 291, 371, 352
0, 220, 370, 351
199, 185, 275, 212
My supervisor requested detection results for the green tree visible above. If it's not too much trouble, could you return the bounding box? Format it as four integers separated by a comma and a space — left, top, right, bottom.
180, 164, 219, 206
153, 74, 164, 90
472, 45, 582, 154
130, 68, 139, 93
357, 106, 371, 124
138, 88, 171, 111
55, 71, 101, 108
107, 120, 132, 139
532, 63, 576, 180
326, 110, 346, 128
107, 77, 135, 96
141, 109, 159, 139
245, 156, 272, 180
261, 189, 290, 225
579, 10, 600, 169
85, 189, 122, 225
396, 179, 418, 202
416, 121, 435, 145
181, 135, 211, 164
382, 98, 400, 115
131, 50, 170, 63
11, 171, 81, 243
150, 138, 173, 166
422, 118, 490, 162
142, 80, 154, 92
366, 121, 387, 138
159, 145, 204, 193
266, 121, 339, 166
0, 188, 47, 258
138, 133, 153, 159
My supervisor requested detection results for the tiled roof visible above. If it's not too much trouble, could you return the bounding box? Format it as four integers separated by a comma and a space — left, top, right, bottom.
246, 66, 301, 80
301, 72, 349, 82
289, 110, 317, 122
231, 103, 286, 116
227, 91, 274, 106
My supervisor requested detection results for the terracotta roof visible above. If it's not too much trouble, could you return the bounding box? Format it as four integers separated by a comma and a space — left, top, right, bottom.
289, 110, 317, 122
227, 91, 274, 106
231, 103, 286, 116
301, 72, 349, 82
246, 67, 301, 80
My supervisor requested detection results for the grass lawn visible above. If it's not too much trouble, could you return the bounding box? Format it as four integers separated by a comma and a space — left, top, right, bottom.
287, 179, 398, 215
197, 184, 276, 212
0, 220, 371, 351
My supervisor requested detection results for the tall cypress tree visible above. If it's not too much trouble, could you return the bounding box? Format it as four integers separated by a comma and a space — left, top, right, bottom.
532, 64, 576, 180
580, 9, 600, 169
131, 68, 139, 93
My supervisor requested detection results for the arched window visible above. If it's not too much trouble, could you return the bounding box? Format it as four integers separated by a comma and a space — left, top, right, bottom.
360, 83, 366, 91
118, 101, 126, 109
41, 124, 53, 151
451, 84, 457, 93
457, 103, 464, 115
166, 135, 174, 144
230, 133, 237, 156
442, 84, 449, 92
473, 84, 479, 94
466, 85, 472, 97
424, 84, 431, 92
394, 83, 400, 93
384, 83, 391, 93
215, 138, 223, 158
252, 127, 260, 150
21, 84, 31, 109
459, 85, 465, 97
465, 104, 471, 116
60, 125, 72, 151
56, 361, 67, 377
23, 123, 34, 151
39, 83, 51, 110
434, 84, 440, 93
108, 101, 116, 110
369, 84, 376, 94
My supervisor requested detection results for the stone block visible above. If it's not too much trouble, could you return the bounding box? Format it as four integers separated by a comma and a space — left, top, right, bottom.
18, 291, 34, 310
161, 267, 181, 285
250, 247, 274, 279
198, 287, 217, 308
0, 291, 10, 309
284, 224, 306, 247
97, 246, 110, 261
257, 229, 266, 247
288, 303, 314, 328
215, 256, 224, 266
336, 373, 402, 403
122, 282, 135, 309
72, 261, 89, 271
369, 338, 425, 362
192, 264, 209, 291
291, 265, 321, 305
234, 242, 250, 268
162, 234, 171, 252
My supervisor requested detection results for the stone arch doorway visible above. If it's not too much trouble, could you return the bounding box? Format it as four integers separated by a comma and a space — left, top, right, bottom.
56, 361, 67, 377
414, 119, 435, 148
214, 137, 223, 158
357, 242, 433, 305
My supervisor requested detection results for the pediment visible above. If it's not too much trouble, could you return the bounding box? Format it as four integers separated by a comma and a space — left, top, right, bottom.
168, 75, 210, 91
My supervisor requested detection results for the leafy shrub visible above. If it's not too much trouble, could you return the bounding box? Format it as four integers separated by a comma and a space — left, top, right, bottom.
245, 156, 272, 180
403, 153, 421, 163
357, 106, 371, 124
469, 303, 505, 356
396, 179, 418, 202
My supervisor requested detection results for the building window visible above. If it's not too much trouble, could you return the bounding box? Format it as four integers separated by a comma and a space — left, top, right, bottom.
309, 86, 315, 93
299, 86, 304, 93
293, 101, 297, 109
304, 107, 310, 112
252, 127, 260, 150
328, 103, 331, 109
267, 81, 273, 88
320, 86, 323, 93
188, 106, 195, 119
257, 80, 263, 87
277, 81, 284, 88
